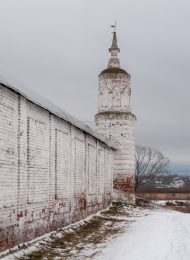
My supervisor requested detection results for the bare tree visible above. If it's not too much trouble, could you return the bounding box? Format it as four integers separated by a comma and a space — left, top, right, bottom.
135, 145, 169, 191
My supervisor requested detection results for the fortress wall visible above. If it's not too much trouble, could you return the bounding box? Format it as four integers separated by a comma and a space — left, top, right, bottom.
0, 83, 114, 252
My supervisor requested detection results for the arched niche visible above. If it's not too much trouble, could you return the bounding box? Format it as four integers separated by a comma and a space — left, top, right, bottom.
121, 87, 129, 108
112, 86, 121, 107
100, 86, 109, 108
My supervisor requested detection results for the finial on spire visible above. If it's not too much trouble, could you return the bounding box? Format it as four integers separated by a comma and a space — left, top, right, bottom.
108, 21, 120, 68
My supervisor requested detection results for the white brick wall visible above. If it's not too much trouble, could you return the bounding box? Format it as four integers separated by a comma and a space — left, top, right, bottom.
0, 83, 114, 251
0, 86, 18, 209
97, 147, 104, 194
88, 143, 97, 195
55, 129, 70, 199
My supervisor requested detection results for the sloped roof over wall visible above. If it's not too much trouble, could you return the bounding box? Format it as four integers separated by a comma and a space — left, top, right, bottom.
0, 78, 117, 150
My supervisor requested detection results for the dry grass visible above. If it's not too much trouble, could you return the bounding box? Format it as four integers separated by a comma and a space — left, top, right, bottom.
165, 205, 190, 213
17, 203, 132, 260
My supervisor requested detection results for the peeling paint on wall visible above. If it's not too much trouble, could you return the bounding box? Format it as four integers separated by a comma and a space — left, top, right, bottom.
0, 84, 114, 252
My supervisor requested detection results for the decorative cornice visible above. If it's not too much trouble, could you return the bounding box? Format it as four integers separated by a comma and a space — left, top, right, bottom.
95, 111, 137, 120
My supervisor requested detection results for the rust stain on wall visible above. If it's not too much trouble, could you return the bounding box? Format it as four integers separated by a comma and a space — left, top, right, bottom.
113, 177, 135, 193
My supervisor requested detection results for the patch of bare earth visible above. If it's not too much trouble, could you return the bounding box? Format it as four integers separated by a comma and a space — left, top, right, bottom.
163, 201, 190, 213
11, 202, 150, 260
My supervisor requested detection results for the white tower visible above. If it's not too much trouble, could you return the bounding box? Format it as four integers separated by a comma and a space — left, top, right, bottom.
95, 30, 136, 202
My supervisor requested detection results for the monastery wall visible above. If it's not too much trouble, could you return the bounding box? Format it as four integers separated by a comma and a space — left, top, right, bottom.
0, 83, 114, 252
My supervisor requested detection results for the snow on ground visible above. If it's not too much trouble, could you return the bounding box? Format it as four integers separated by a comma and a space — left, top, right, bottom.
0, 204, 152, 260
1, 204, 190, 260
153, 200, 190, 206
97, 208, 190, 260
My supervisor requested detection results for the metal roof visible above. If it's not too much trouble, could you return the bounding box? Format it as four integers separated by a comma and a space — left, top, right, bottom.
99, 67, 130, 76
0, 78, 117, 149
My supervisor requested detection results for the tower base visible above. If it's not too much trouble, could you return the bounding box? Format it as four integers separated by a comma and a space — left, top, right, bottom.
113, 176, 136, 204
113, 190, 135, 204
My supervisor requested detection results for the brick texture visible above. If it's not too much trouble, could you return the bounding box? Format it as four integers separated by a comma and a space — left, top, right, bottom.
0, 84, 114, 252
95, 69, 136, 203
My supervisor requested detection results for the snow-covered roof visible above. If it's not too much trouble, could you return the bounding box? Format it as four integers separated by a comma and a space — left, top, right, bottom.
0, 78, 117, 150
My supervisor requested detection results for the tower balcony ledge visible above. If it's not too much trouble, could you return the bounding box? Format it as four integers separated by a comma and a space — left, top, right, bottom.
95, 110, 137, 121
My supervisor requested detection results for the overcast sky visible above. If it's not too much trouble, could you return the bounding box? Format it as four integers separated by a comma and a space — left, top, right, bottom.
0, 0, 190, 166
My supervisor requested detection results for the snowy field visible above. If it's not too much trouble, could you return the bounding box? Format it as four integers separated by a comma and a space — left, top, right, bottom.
1, 204, 190, 260
97, 208, 190, 260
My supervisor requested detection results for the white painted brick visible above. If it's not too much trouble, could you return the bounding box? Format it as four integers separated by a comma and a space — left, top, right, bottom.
95, 69, 136, 196
0, 83, 114, 251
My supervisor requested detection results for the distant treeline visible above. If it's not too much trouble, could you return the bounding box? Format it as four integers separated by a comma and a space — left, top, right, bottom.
137, 174, 190, 193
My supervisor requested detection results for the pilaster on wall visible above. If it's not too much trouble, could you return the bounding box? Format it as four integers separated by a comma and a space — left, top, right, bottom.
0, 86, 18, 249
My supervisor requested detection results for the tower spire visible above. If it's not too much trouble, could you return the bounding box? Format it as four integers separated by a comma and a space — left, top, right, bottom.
108, 22, 120, 68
